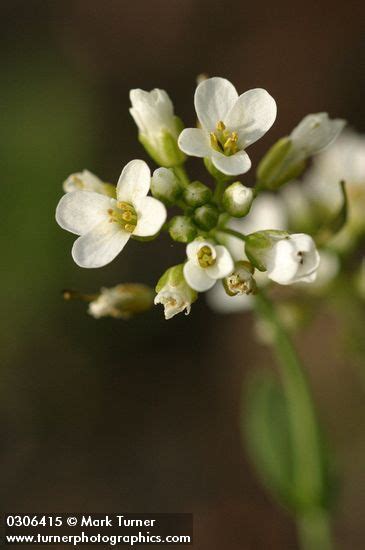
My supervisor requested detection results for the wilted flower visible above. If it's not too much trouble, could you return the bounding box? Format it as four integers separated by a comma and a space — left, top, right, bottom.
223, 261, 257, 296
89, 284, 154, 319
183, 240, 234, 291
56, 159, 166, 268
155, 264, 197, 319
178, 77, 276, 176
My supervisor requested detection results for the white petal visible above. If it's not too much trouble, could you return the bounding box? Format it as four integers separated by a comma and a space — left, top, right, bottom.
133, 196, 167, 237
63, 170, 103, 193
186, 240, 216, 263
205, 246, 234, 280
194, 77, 238, 132
212, 150, 251, 176
183, 261, 216, 292
225, 88, 277, 147
290, 113, 346, 156
55, 191, 112, 235
117, 159, 151, 203
178, 128, 211, 157
72, 219, 130, 268
266, 240, 299, 284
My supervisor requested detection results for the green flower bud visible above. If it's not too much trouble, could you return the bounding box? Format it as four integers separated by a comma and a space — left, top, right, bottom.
222, 182, 253, 217
183, 181, 212, 207
169, 216, 197, 243
155, 264, 197, 320
130, 88, 186, 167
245, 230, 289, 271
256, 137, 306, 190
223, 261, 257, 296
193, 204, 219, 230
150, 167, 182, 205
139, 128, 186, 168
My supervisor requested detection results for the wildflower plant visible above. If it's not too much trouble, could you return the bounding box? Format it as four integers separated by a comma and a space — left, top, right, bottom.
56, 76, 346, 320
56, 76, 365, 550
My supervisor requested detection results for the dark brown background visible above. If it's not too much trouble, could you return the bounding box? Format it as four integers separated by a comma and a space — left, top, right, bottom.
1, 1, 365, 548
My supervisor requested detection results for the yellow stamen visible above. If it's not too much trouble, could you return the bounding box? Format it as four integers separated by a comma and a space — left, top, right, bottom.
197, 245, 216, 268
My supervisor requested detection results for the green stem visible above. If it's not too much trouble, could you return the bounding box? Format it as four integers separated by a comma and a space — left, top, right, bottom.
297, 509, 334, 550
213, 178, 227, 206
218, 228, 247, 241
173, 165, 190, 188
254, 292, 334, 550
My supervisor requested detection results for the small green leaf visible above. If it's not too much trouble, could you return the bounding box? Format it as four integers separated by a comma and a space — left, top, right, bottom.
243, 370, 338, 512
244, 371, 295, 507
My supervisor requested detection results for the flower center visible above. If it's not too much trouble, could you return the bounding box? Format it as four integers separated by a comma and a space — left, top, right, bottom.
210, 121, 238, 156
108, 202, 138, 233
197, 245, 216, 268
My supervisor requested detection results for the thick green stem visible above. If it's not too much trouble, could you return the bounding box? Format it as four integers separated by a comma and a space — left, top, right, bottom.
213, 178, 227, 206
254, 292, 334, 550
297, 509, 334, 550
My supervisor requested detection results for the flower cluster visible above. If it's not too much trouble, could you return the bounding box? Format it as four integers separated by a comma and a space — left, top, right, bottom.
56, 76, 349, 320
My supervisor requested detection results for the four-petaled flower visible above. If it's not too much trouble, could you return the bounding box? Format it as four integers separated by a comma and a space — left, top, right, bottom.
56, 159, 166, 268
178, 77, 277, 176
183, 240, 234, 292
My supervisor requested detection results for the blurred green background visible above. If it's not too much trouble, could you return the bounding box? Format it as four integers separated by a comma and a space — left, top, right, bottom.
1, 1, 365, 547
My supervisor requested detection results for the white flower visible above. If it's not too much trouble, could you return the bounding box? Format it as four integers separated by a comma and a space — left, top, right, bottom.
290, 113, 345, 161
89, 284, 154, 319
56, 159, 166, 268
183, 240, 234, 292
63, 170, 116, 196
130, 89, 184, 166
154, 264, 197, 320
264, 233, 320, 285
178, 77, 277, 176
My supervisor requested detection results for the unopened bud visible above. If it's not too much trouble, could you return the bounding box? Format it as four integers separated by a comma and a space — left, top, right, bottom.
183, 181, 212, 207
151, 167, 182, 205
130, 88, 186, 167
193, 204, 219, 230
169, 216, 197, 243
256, 137, 306, 190
222, 182, 253, 217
